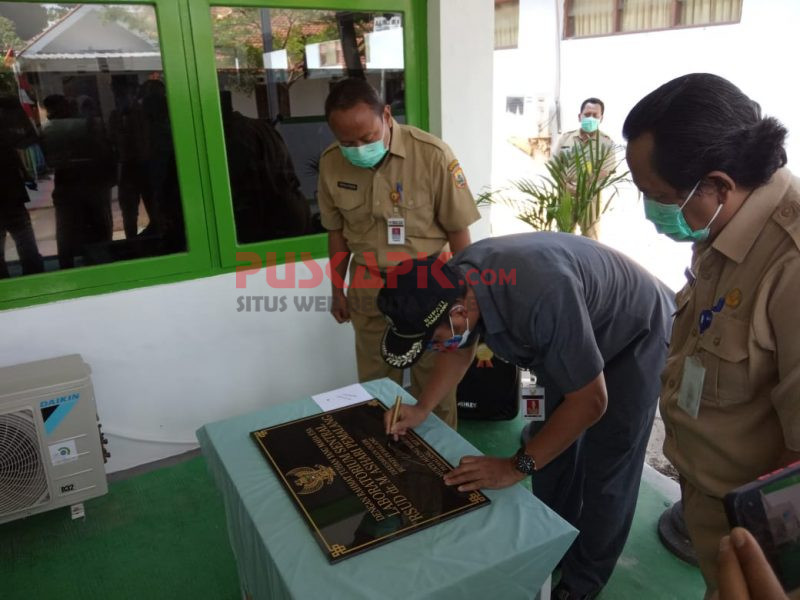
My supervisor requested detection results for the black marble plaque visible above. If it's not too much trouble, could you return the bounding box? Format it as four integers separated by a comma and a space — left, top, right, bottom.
251, 399, 490, 563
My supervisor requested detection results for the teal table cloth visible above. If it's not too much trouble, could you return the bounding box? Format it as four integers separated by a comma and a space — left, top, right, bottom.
196, 378, 577, 600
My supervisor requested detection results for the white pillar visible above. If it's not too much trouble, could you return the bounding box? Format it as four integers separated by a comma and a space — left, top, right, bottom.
427, 0, 494, 240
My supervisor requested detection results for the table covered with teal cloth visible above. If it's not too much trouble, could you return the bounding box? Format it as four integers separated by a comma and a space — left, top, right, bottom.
196, 378, 577, 599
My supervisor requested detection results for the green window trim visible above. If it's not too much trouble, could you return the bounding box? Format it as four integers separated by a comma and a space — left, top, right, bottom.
0, 0, 428, 311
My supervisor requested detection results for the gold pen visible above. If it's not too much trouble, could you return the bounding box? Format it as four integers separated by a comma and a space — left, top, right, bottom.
389, 394, 402, 433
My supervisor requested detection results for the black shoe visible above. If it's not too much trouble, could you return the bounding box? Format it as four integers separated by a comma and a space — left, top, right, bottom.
551, 582, 594, 600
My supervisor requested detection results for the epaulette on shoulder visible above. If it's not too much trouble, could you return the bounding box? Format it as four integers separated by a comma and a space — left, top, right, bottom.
774, 190, 800, 252
320, 142, 339, 158
405, 126, 448, 153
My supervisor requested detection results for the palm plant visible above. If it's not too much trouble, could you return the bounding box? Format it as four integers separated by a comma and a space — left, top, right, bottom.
480, 138, 629, 237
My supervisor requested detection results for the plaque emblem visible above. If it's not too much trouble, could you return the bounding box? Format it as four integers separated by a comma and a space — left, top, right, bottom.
287, 465, 336, 495
251, 401, 491, 562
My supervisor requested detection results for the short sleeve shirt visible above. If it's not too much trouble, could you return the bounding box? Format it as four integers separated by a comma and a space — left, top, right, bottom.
554, 129, 615, 156
554, 129, 616, 174
452, 232, 675, 398
660, 168, 800, 498
317, 120, 481, 268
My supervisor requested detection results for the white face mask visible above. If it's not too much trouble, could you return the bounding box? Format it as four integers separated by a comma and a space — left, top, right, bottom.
457, 319, 471, 348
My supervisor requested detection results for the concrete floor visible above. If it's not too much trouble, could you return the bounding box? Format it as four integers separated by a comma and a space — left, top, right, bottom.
646, 412, 680, 481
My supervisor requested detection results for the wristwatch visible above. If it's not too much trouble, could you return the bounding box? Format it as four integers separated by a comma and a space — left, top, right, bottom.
512, 447, 537, 476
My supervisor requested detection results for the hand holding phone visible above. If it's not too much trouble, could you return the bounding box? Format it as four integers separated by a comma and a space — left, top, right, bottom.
724, 461, 800, 596
714, 527, 788, 600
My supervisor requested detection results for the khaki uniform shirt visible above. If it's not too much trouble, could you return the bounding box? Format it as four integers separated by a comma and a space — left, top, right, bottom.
661, 168, 800, 498
554, 129, 616, 172
318, 120, 481, 268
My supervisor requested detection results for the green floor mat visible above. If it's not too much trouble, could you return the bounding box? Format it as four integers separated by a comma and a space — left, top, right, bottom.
1, 415, 705, 600
456, 415, 705, 599
0, 456, 239, 600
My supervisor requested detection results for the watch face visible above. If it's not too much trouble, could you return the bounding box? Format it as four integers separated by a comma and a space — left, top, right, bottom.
515, 451, 535, 475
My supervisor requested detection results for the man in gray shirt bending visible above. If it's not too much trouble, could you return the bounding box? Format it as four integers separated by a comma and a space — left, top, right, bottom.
377, 232, 674, 600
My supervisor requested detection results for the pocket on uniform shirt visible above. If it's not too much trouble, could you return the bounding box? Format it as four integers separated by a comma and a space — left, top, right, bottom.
335, 192, 373, 233
698, 312, 751, 406
400, 185, 435, 236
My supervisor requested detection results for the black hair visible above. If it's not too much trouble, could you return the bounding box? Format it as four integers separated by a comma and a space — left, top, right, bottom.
324, 78, 385, 120
43, 94, 74, 119
622, 73, 787, 191
580, 97, 604, 115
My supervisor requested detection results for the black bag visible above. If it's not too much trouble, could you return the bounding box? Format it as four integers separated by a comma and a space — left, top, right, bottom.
456, 342, 520, 420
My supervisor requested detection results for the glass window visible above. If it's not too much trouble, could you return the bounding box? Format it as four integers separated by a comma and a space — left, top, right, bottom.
210, 7, 406, 245
564, 0, 743, 38
495, 0, 519, 50
0, 3, 185, 280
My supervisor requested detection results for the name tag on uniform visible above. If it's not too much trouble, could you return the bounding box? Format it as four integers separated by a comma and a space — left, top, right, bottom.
677, 355, 705, 419
387, 217, 405, 245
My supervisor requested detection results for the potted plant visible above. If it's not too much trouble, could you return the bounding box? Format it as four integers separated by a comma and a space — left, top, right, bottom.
480, 138, 629, 238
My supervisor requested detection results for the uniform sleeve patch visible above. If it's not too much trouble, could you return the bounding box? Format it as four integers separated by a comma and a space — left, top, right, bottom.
452, 166, 467, 189
447, 159, 460, 173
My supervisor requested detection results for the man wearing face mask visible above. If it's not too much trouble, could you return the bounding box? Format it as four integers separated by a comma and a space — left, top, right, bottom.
553, 98, 616, 239
553, 97, 615, 161
317, 78, 480, 429
378, 238, 674, 600
624, 73, 800, 594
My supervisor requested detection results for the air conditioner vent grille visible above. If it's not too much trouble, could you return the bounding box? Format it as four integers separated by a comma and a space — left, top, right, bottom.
0, 409, 49, 517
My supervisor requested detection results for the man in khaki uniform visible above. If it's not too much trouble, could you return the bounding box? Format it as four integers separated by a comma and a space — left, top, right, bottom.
554, 97, 615, 160
318, 78, 480, 428
554, 98, 616, 240
624, 73, 800, 594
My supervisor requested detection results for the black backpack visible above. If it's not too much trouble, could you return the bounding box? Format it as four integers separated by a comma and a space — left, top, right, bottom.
456, 342, 520, 420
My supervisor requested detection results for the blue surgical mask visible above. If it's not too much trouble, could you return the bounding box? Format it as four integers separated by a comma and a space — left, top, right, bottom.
339, 119, 388, 169
427, 309, 470, 351
643, 180, 723, 242
581, 116, 600, 133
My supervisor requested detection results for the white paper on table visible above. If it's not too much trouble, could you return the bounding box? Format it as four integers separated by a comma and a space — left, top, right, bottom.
312, 383, 374, 412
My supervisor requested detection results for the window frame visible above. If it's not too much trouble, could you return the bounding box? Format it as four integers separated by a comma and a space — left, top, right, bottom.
0, 0, 213, 309
562, 0, 743, 39
190, 0, 426, 269
0, 0, 427, 310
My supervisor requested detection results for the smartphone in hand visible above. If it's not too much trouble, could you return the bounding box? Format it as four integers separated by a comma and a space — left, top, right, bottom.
724, 460, 800, 595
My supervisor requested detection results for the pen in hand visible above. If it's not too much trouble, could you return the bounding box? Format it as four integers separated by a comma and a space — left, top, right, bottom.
389, 395, 402, 439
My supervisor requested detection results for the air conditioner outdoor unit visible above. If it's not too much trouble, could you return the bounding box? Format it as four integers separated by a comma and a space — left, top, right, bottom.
0, 354, 108, 525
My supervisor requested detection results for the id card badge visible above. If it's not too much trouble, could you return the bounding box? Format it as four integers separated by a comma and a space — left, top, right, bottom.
677, 355, 705, 419
521, 380, 545, 422
387, 217, 405, 245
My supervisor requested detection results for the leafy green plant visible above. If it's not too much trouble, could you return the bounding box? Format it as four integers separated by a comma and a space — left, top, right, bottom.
480, 138, 629, 237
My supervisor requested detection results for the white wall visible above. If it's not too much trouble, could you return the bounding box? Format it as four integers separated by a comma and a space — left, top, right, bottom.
0, 260, 357, 472
558, 0, 800, 164
559, 0, 800, 289
492, 0, 800, 290
494, 0, 559, 141
428, 0, 495, 241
